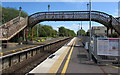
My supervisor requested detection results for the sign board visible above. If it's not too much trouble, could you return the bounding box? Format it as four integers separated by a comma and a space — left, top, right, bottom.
97, 38, 120, 56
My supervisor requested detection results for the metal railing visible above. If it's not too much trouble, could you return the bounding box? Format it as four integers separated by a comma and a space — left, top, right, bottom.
1, 11, 120, 41
28, 11, 120, 34
0, 17, 27, 40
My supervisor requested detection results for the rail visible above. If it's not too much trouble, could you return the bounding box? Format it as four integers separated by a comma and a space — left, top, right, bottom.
1, 37, 71, 73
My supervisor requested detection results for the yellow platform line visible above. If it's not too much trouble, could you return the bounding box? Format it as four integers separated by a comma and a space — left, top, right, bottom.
106, 64, 120, 69
61, 40, 76, 74
48, 38, 76, 73
1, 45, 39, 55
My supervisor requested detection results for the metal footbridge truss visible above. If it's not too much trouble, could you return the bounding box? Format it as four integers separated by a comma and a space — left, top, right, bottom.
0, 11, 120, 40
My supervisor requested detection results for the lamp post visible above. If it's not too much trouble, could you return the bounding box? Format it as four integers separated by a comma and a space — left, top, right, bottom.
78, 23, 80, 37
57, 27, 59, 37
18, 7, 22, 44
19, 7, 22, 21
81, 21, 83, 36
48, 4, 50, 12
87, 3, 89, 11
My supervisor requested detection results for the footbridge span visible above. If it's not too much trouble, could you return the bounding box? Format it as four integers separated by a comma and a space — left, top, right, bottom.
0, 11, 120, 41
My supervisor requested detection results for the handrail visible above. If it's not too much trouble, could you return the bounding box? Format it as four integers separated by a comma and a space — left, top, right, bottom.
29, 11, 111, 17
0, 17, 27, 40
28, 11, 111, 26
0, 17, 24, 28
28, 11, 120, 34
1, 11, 120, 41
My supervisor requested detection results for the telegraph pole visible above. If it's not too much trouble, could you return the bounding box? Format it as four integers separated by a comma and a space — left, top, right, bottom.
89, 0, 92, 61
81, 21, 82, 36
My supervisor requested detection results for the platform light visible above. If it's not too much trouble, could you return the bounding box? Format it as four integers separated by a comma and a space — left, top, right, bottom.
48, 4, 50, 12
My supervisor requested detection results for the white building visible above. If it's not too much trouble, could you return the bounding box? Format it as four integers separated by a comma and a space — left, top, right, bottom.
91, 26, 115, 36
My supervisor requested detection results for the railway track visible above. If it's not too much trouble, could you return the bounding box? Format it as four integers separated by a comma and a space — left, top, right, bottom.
1, 37, 68, 56
1, 37, 72, 75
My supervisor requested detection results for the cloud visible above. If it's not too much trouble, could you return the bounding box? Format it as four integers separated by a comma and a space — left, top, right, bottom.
112, 9, 119, 17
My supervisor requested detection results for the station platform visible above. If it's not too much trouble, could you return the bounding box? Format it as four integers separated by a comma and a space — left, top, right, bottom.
28, 37, 119, 75
1, 38, 66, 56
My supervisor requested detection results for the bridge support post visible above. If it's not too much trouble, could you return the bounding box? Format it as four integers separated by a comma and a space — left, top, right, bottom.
24, 27, 30, 43
109, 15, 113, 36
31, 27, 33, 41
107, 27, 109, 36
23, 29, 26, 42
111, 28, 113, 34
23, 28, 29, 43
22, 28, 27, 43
30, 27, 33, 41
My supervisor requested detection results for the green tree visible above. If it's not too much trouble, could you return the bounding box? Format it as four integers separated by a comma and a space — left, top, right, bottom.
51, 30, 57, 37
32, 24, 57, 37
108, 32, 119, 38
2, 7, 28, 24
77, 29, 86, 36
59, 26, 76, 37
59, 27, 66, 36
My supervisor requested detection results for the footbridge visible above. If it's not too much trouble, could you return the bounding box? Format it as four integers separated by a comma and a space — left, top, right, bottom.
0, 11, 120, 41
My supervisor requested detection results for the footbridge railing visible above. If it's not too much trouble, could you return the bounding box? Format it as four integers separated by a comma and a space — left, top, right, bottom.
29, 11, 120, 34
1, 11, 120, 41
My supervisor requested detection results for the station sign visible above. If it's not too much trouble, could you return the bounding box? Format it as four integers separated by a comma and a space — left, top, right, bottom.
97, 38, 120, 56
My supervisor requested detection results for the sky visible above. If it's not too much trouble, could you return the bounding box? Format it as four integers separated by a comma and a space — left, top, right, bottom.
2, 0, 120, 2
2, 2, 119, 33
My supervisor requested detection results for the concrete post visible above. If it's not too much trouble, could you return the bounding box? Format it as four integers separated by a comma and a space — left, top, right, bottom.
118, 39, 120, 75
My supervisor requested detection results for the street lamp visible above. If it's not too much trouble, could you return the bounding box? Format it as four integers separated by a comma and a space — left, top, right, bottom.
48, 4, 50, 12
19, 7, 22, 21
87, 3, 89, 11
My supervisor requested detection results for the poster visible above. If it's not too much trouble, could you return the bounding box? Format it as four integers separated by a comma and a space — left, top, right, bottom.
97, 38, 119, 56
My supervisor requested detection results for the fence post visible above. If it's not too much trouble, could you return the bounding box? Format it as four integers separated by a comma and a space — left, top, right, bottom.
118, 38, 120, 65
118, 39, 120, 75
